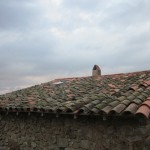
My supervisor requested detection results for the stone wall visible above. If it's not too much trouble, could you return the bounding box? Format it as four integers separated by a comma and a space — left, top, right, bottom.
0, 113, 150, 150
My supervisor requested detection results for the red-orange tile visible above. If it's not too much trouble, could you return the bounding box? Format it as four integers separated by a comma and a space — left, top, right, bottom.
136, 105, 150, 118
142, 100, 150, 108
147, 97, 150, 100
144, 80, 150, 85
108, 84, 116, 88
130, 85, 139, 91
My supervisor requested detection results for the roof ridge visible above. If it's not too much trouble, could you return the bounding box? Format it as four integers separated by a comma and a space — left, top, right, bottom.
52, 69, 150, 81
103, 69, 150, 76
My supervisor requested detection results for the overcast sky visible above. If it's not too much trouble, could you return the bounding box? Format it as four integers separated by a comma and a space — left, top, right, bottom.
0, 0, 150, 94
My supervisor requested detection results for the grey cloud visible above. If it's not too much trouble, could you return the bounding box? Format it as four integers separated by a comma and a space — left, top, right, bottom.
97, 1, 150, 31
0, 0, 44, 31
0, 0, 150, 93
62, 0, 105, 12
0, 31, 59, 86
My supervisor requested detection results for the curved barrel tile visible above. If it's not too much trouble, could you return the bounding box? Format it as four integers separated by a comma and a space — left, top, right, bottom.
123, 103, 139, 115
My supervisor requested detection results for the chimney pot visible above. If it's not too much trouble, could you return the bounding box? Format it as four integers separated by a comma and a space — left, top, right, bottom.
92, 65, 101, 76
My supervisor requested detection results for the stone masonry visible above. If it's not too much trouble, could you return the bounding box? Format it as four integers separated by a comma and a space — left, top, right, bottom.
0, 113, 150, 150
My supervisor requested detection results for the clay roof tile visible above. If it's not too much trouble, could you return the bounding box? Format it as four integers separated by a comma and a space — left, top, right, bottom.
0, 68, 150, 120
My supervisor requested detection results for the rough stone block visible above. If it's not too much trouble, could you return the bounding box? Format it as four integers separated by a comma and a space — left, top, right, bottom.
127, 136, 142, 142
58, 138, 68, 147
66, 148, 75, 150
70, 140, 80, 149
31, 142, 36, 148
81, 140, 89, 149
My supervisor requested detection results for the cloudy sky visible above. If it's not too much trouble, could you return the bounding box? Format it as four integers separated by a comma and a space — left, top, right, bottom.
0, 0, 150, 94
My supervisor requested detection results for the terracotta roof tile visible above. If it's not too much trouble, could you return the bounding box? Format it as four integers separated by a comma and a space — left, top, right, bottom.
146, 96, 150, 100
144, 80, 150, 86
136, 105, 150, 118
142, 100, 150, 108
110, 103, 126, 114
123, 103, 139, 115
121, 100, 131, 106
0, 69, 150, 120
101, 105, 113, 114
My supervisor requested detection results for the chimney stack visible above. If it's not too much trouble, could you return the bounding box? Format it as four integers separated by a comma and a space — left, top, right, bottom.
92, 65, 101, 76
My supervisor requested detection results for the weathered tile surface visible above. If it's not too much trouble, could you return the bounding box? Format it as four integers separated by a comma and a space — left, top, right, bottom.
0, 70, 150, 119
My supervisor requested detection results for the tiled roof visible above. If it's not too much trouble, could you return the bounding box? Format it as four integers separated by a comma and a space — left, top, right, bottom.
0, 69, 150, 120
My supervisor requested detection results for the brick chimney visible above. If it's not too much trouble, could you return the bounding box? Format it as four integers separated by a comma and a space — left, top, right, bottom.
92, 65, 101, 76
